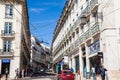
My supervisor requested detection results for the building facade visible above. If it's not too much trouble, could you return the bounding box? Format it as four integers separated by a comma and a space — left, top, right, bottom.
31, 36, 51, 72
52, 0, 120, 80
0, 0, 30, 79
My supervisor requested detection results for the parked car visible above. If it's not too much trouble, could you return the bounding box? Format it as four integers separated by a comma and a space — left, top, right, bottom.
57, 70, 74, 80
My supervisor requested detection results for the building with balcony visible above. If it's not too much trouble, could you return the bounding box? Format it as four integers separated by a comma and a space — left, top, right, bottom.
31, 36, 51, 72
52, 0, 120, 80
0, 0, 30, 79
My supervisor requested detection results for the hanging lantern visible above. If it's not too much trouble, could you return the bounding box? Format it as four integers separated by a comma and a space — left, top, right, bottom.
80, 15, 86, 25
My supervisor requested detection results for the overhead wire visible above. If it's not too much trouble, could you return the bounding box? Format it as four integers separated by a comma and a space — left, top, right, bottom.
4, 0, 52, 45
2, 0, 120, 39
2, 0, 96, 36
6, 0, 113, 29
2, 0, 54, 43
6, 0, 37, 30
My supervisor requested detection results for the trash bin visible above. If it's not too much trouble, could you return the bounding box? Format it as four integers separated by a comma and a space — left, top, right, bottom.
86, 72, 91, 80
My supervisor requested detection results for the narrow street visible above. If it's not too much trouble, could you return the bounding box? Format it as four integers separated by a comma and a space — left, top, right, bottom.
29, 76, 57, 80
23, 71, 57, 80
22, 75, 57, 80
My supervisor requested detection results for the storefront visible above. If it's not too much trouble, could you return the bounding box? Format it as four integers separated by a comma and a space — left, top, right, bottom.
1, 59, 10, 74
88, 40, 102, 76
56, 63, 61, 74
89, 56, 101, 74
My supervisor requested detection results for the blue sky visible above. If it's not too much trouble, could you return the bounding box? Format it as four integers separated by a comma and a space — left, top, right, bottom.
27, 0, 66, 47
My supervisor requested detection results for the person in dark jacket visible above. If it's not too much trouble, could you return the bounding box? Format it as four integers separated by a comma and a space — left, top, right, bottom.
5, 68, 8, 80
100, 66, 107, 80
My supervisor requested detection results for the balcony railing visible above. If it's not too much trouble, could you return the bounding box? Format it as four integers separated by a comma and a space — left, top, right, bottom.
53, 53, 63, 63
81, 5, 91, 17
66, 22, 100, 54
1, 30, 15, 38
91, 22, 100, 35
84, 29, 91, 40
0, 49, 14, 58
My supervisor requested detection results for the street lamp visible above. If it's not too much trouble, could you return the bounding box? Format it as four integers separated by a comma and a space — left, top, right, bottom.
80, 15, 87, 25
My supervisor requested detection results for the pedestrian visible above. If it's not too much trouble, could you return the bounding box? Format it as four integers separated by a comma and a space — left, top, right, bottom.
15, 68, 19, 79
77, 70, 81, 80
5, 68, 8, 80
70, 67, 74, 73
100, 66, 107, 80
21, 69, 24, 78
24, 68, 27, 77
91, 67, 96, 80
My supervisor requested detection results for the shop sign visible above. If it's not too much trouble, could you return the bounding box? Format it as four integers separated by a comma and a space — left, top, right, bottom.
60, 61, 64, 66
2, 59, 10, 63
64, 56, 68, 64
98, 52, 103, 58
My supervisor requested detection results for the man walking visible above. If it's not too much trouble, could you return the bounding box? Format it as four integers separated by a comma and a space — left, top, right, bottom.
5, 68, 8, 80
15, 68, 19, 79
91, 67, 96, 80
100, 66, 107, 80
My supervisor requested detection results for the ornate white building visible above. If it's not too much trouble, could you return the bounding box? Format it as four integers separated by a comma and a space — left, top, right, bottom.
31, 36, 51, 72
52, 0, 120, 80
0, 0, 30, 79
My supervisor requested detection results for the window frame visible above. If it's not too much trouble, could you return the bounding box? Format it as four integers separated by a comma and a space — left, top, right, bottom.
3, 40, 11, 52
5, 4, 13, 18
4, 22, 12, 35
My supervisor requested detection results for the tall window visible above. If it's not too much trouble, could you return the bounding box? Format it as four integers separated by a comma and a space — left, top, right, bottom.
4, 22, 12, 35
75, 56, 79, 73
3, 41, 11, 52
81, 25, 84, 33
5, 4, 13, 17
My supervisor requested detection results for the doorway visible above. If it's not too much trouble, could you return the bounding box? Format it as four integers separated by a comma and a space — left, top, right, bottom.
1, 59, 10, 74
89, 56, 101, 74
75, 56, 79, 73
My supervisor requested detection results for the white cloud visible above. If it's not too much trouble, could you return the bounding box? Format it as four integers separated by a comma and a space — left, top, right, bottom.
30, 8, 46, 13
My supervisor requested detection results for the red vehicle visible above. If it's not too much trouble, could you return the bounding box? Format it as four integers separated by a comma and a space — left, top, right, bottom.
57, 70, 74, 80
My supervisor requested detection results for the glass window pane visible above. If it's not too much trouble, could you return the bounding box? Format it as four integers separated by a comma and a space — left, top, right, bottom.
5, 22, 12, 34
5, 5, 13, 17
3, 41, 11, 52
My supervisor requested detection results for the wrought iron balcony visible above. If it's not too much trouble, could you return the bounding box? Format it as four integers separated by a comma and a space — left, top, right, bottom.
0, 49, 14, 58
68, 23, 100, 53
90, 0, 99, 13
79, 34, 84, 44
84, 29, 91, 40
91, 22, 100, 35
1, 30, 15, 38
